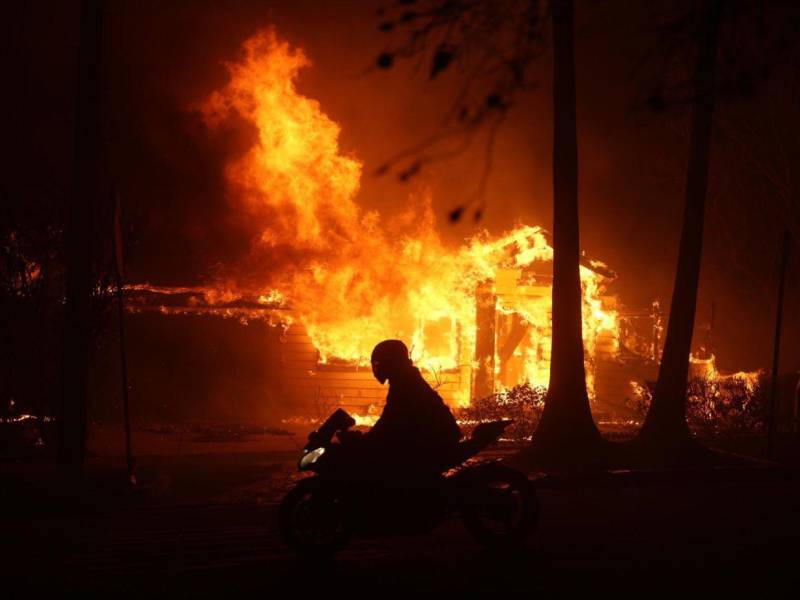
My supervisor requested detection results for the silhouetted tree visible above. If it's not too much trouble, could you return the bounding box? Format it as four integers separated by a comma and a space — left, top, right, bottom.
58, 0, 105, 473
636, 0, 722, 458
523, 0, 602, 465
635, 0, 800, 460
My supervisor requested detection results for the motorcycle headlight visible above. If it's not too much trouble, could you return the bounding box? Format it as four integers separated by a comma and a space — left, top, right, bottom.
299, 446, 325, 470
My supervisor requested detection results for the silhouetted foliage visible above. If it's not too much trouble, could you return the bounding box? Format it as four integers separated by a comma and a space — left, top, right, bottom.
458, 383, 546, 444
633, 375, 768, 439
376, 52, 394, 68
448, 205, 464, 222
0, 195, 117, 433
429, 44, 455, 78
0, 198, 66, 430
635, 0, 800, 112
372, 0, 550, 218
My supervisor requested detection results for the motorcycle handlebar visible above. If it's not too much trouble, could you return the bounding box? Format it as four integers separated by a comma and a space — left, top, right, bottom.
307, 409, 357, 447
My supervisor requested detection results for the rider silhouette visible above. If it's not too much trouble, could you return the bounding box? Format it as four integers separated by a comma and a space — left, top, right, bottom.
355, 339, 461, 473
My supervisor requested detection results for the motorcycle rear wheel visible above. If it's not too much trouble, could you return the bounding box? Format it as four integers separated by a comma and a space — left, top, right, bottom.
279, 481, 351, 559
460, 464, 538, 548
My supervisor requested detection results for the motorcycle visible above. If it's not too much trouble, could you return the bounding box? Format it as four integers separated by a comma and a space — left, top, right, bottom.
279, 409, 539, 557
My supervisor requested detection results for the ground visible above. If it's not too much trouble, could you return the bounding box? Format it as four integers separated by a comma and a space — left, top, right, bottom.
4, 438, 800, 596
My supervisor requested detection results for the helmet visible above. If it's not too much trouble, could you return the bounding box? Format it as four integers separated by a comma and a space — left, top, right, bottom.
370, 339, 411, 384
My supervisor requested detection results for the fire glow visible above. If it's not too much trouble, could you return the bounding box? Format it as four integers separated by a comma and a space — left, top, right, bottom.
154, 29, 622, 405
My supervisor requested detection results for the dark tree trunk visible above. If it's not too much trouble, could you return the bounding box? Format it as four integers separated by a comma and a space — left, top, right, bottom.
57, 0, 104, 473
526, 0, 600, 464
638, 0, 720, 456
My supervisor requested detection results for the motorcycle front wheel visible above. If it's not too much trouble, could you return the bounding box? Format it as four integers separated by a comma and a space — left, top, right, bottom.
460, 464, 539, 548
279, 480, 352, 559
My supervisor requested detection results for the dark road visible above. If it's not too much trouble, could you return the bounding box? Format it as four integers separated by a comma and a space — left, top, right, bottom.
8, 475, 800, 596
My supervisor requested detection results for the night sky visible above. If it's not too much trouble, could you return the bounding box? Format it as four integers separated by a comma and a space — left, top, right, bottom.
3, 0, 798, 372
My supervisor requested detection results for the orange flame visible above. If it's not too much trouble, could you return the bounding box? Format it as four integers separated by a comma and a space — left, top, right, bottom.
198, 29, 619, 406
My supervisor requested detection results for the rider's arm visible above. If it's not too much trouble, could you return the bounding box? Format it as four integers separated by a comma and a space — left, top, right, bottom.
366, 397, 397, 440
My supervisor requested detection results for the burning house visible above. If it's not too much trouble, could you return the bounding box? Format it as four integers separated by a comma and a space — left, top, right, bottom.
122, 29, 664, 423
126, 243, 662, 423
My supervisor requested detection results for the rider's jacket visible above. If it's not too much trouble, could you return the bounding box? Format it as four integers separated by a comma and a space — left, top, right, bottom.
366, 365, 461, 467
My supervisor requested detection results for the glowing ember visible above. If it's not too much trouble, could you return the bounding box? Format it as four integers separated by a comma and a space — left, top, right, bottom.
163, 29, 622, 405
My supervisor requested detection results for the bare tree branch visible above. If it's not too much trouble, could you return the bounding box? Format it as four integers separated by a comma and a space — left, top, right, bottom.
371, 0, 549, 219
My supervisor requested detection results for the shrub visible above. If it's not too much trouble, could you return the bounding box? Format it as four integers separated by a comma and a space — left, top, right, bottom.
457, 383, 546, 444
631, 373, 767, 438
